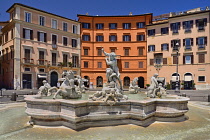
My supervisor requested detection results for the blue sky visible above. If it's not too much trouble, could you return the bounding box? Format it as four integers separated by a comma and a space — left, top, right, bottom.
0, 0, 210, 21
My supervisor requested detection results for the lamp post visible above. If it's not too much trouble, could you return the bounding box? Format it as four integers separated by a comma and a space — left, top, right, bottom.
154, 64, 162, 74
174, 42, 180, 93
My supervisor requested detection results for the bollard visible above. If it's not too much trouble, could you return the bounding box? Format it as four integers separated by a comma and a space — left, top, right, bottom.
208, 95, 210, 102
11, 92, 17, 101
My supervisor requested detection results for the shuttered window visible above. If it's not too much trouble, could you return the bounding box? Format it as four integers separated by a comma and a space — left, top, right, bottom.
198, 54, 205, 63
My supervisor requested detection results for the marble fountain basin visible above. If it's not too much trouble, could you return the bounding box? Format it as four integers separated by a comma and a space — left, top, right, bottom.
24, 94, 189, 130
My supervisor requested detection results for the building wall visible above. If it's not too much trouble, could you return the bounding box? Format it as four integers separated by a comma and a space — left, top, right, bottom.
79, 14, 152, 88
147, 10, 210, 90
0, 3, 80, 89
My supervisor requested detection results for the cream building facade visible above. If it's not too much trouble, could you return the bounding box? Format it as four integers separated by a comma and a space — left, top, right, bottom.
0, 3, 80, 89
147, 7, 210, 90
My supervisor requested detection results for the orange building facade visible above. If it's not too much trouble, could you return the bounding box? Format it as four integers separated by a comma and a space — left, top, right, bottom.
78, 14, 152, 88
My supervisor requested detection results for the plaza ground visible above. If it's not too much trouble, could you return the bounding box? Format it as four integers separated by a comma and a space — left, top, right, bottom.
0, 94, 209, 140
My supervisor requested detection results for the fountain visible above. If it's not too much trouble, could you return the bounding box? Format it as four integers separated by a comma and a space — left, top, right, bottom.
24, 49, 189, 130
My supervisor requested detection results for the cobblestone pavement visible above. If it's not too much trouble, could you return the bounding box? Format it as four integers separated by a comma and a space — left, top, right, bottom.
0, 101, 209, 140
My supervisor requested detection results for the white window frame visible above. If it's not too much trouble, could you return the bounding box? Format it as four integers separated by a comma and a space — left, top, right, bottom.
62, 36, 69, 46
23, 27, 32, 40
72, 24, 77, 34
51, 19, 57, 29
72, 38, 77, 48
63, 22, 68, 32
51, 33, 58, 44
185, 55, 191, 64
39, 15, 45, 26
24, 11, 32, 23
38, 31, 46, 42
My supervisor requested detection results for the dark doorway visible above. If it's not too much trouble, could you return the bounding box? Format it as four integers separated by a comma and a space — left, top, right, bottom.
123, 77, 130, 87
97, 76, 103, 87
22, 74, 32, 89
184, 73, 193, 90
171, 73, 180, 90
84, 76, 90, 87
38, 78, 46, 88
50, 71, 58, 87
138, 77, 144, 88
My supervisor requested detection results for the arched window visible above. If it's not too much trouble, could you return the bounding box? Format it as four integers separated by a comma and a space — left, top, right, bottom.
96, 76, 103, 87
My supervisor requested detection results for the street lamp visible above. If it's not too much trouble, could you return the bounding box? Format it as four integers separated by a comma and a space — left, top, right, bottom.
174, 42, 180, 93
154, 64, 162, 74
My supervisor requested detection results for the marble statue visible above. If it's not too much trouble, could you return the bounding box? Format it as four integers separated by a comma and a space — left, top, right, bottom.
129, 77, 140, 94
37, 80, 51, 96
51, 71, 82, 99
89, 48, 128, 105
147, 73, 167, 98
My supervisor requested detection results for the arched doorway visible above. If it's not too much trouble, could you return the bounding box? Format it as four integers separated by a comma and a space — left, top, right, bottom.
50, 71, 58, 87
171, 73, 180, 90
84, 76, 90, 88
96, 76, 103, 87
123, 77, 130, 87
184, 73, 193, 89
138, 77, 144, 88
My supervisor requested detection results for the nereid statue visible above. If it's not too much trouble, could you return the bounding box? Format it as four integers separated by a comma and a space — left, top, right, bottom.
129, 77, 140, 94
146, 73, 167, 98
89, 48, 128, 105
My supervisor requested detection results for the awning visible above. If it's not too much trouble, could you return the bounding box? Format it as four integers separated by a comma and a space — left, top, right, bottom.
184, 76, 193, 81
157, 77, 165, 83
171, 76, 179, 82
37, 74, 47, 79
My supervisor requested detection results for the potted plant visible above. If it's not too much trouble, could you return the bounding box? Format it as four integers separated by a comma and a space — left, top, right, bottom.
193, 83, 196, 90
57, 62, 64, 67
181, 83, 184, 90
68, 62, 72, 68
166, 84, 171, 90
146, 84, 150, 89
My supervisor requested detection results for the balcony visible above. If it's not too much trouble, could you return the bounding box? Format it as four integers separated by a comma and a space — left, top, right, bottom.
22, 58, 34, 64
37, 59, 49, 66
52, 44, 57, 50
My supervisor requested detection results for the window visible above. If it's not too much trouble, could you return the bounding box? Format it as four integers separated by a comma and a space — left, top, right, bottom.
25, 12, 31, 22
96, 35, 104, 42
24, 49, 30, 63
52, 34, 57, 45
109, 23, 117, 29
72, 39, 77, 47
63, 22, 68, 31
39, 68, 45, 72
73, 25, 77, 34
5, 32, 8, 42
110, 48, 116, 53
183, 38, 193, 49
136, 22, 145, 28
170, 22, 180, 33
25, 67, 31, 71
109, 35, 117, 41
150, 59, 154, 65
183, 20, 193, 32
52, 53, 57, 66
148, 45, 155, 52
97, 48, 102, 56
148, 29, 155, 36
123, 35, 131, 41
39, 51, 44, 65
123, 23, 131, 29
23, 28, 33, 40
63, 54, 68, 67
173, 56, 177, 64
63, 37, 68, 46
161, 27, 169, 34
72, 55, 79, 67
84, 49, 88, 55
39, 16, 45, 26
124, 48, 129, 56
82, 35, 90, 41
138, 48, 144, 56
98, 62, 102, 68
137, 34, 145, 41
124, 62, 129, 68
84, 61, 88, 68
171, 39, 180, 50
96, 23, 104, 29
198, 53, 205, 63
198, 76, 205, 82
82, 23, 90, 29
183, 55, 193, 64
163, 58, 167, 65
161, 44, 169, 51
37, 32, 47, 42
155, 58, 162, 64
11, 29, 14, 39
52, 19, 57, 29
196, 37, 207, 49
196, 18, 207, 31
139, 62, 143, 68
